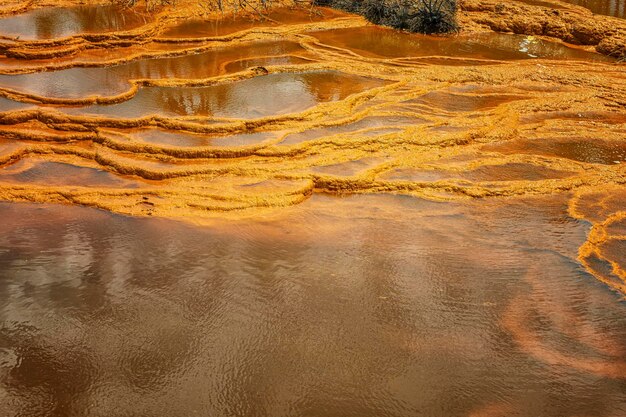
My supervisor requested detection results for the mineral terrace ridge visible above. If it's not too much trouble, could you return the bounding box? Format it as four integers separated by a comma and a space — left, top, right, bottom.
0, 0, 624, 299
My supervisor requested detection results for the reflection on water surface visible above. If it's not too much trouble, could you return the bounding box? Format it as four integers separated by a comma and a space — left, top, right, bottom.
0, 41, 308, 99
312, 26, 612, 61
568, 0, 626, 17
72, 71, 388, 118
0, 5, 151, 40
0, 158, 141, 188
516, 0, 625, 18
161, 7, 346, 38
0, 196, 625, 417
0, 4, 624, 416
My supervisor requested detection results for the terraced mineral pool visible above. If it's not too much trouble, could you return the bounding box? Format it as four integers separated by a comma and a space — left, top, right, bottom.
131, 128, 282, 147
160, 6, 347, 38
0, 5, 152, 40
564, 0, 626, 18
0, 41, 310, 99
518, 0, 625, 19
0, 97, 33, 112
0, 158, 142, 188
69, 71, 389, 119
0, 3, 625, 417
311, 26, 613, 61
482, 137, 626, 165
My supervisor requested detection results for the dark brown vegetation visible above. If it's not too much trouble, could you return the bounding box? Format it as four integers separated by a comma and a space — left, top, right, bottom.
113, 0, 176, 11
113, 0, 310, 13
314, 0, 459, 33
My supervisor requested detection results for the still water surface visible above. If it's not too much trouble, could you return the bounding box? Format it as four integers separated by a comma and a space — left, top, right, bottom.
311, 26, 612, 61
0, 195, 624, 417
564, 0, 626, 18
0, 5, 151, 40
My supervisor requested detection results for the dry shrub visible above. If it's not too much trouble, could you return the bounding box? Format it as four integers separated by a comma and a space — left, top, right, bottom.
314, 0, 459, 34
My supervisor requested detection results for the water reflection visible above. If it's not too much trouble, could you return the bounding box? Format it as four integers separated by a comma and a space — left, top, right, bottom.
312, 26, 611, 61
0, 5, 151, 40
133, 129, 279, 147
161, 7, 346, 38
519, 0, 626, 18
73, 71, 388, 119
0, 97, 33, 112
568, 0, 626, 18
0, 159, 140, 188
0, 41, 307, 99
483, 137, 626, 165
0, 195, 624, 416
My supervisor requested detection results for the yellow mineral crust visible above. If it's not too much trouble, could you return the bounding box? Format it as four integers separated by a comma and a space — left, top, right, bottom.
569, 186, 626, 296
460, 0, 626, 59
0, 0, 625, 295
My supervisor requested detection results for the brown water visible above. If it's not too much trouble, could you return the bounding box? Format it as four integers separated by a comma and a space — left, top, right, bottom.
0, 4, 625, 416
70, 71, 388, 118
564, 0, 626, 18
519, 0, 626, 18
0, 5, 151, 40
0, 158, 142, 188
311, 26, 611, 61
0, 196, 625, 417
161, 7, 347, 38
133, 129, 281, 147
0, 26, 608, 102
483, 138, 626, 165
0, 41, 309, 99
